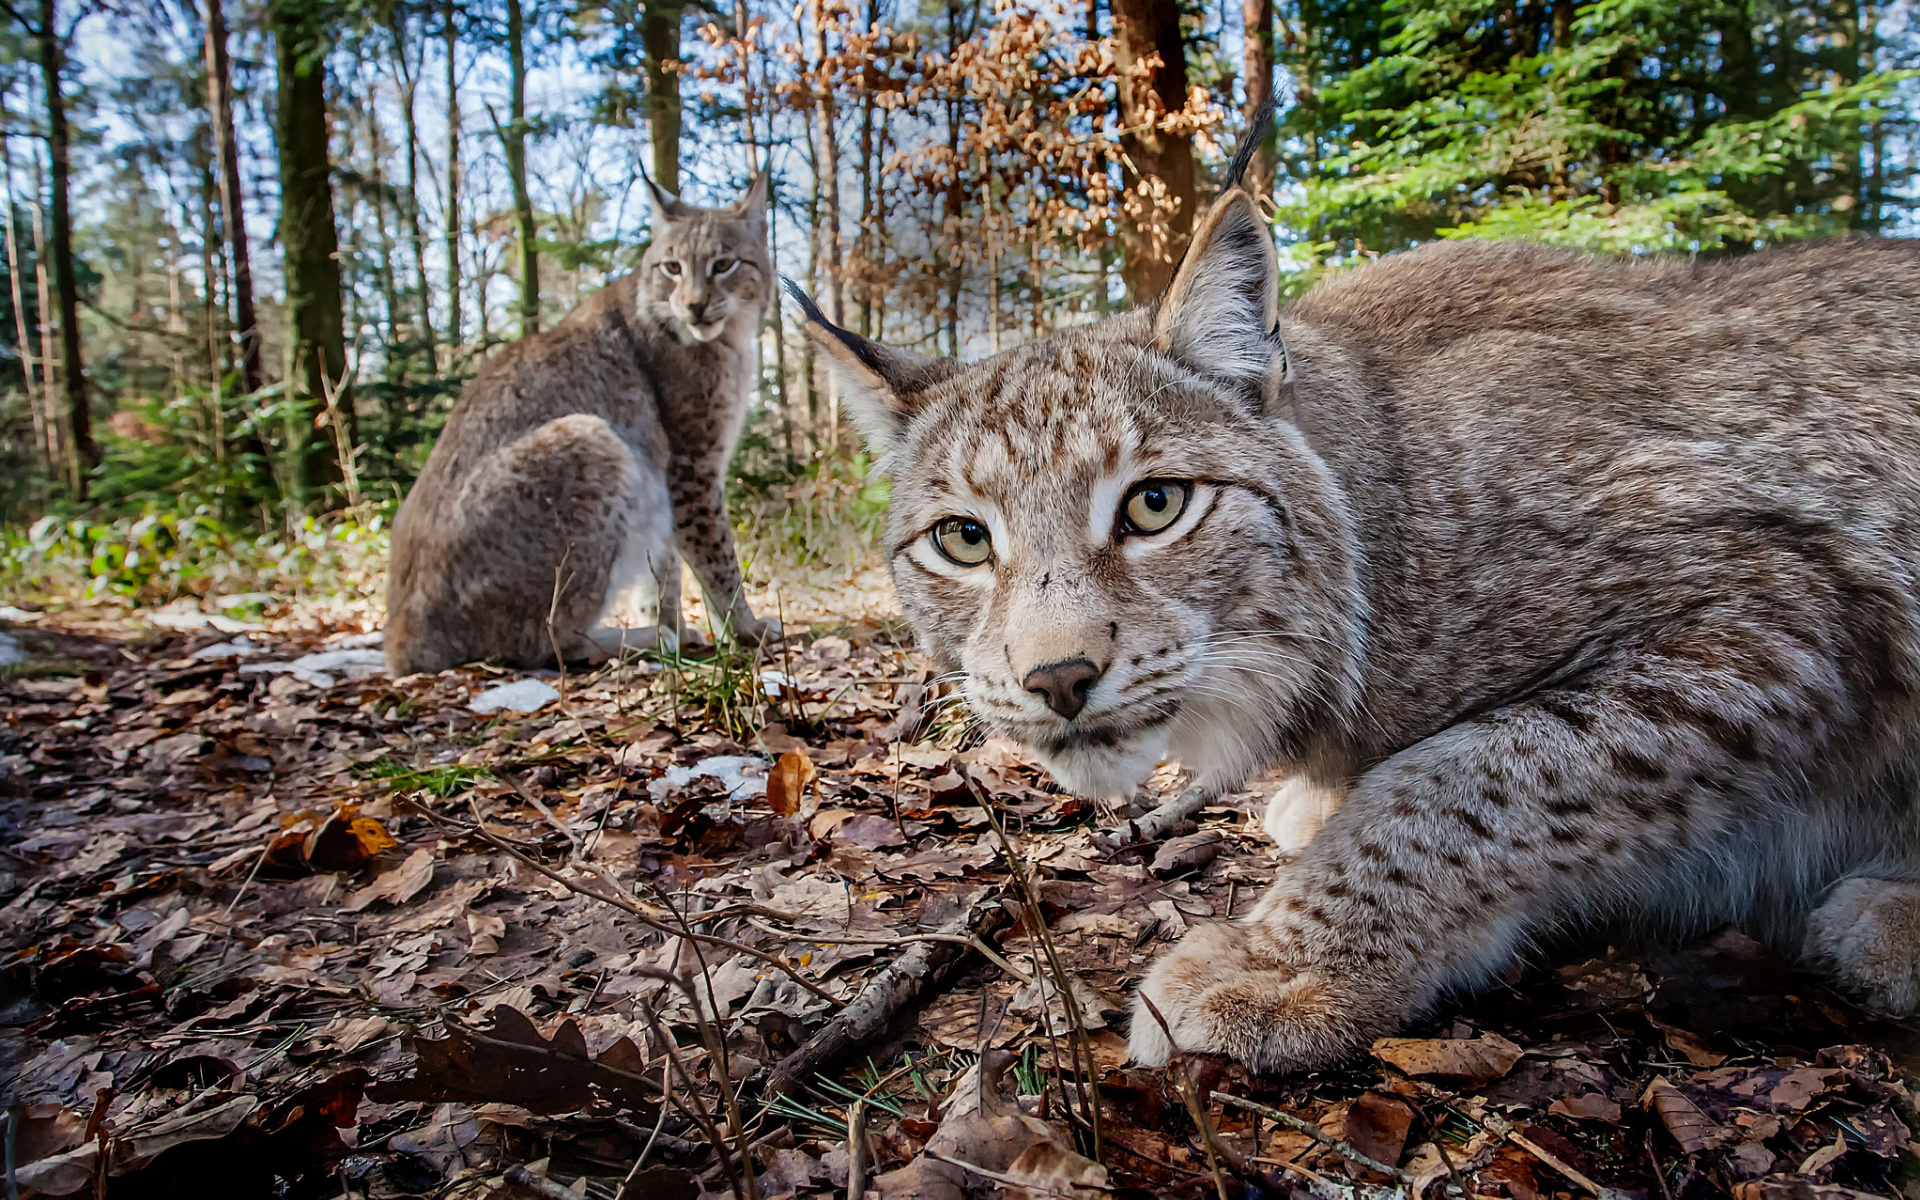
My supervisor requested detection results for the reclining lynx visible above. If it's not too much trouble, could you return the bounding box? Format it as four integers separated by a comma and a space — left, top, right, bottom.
386, 176, 778, 675
794, 133, 1920, 1073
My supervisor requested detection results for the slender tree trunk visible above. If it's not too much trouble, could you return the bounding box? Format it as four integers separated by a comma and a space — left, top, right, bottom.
0, 129, 49, 479
391, 14, 436, 366
640, 0, 685, 193
31, 198, 59, 481
505, 0, 538, 334
200, 151, 226, 464
443, 0, 462, 354
39, 0, 89, 488
275, 0, 355, 493
808, 0, 844, 329
857, 46, 874, 338
368, 106, 403, 381
1111, 0, 1195, 302
205, 0, 263, 395
1241, 0, 1276, 199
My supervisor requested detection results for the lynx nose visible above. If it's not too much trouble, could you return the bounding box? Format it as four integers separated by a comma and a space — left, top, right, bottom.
1023, 657, 1102, 720
687, 300, 710, 322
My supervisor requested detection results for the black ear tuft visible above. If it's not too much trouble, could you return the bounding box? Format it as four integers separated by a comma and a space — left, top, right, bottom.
783, 277, 901, 381
1224, 91, 1278, 193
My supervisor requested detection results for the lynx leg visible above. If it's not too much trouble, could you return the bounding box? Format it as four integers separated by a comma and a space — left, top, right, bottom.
1132, 620, 1860, 1072
668, 468, 780, 646
1805, 878, 1920, 1014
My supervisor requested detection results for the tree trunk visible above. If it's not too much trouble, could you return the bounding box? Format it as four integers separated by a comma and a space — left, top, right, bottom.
1, 129, 50, 479
1111, 0, 1195, 302
391, 12, 436, 366
39, 0, 89, 489
275, 0, 355, 494
639, 0, 685, 194
443, 0, 462, 354
1241, 0, 1276, 199
204, 0, 263, 395
808, 0, 844, 328
505, 0, 538, 335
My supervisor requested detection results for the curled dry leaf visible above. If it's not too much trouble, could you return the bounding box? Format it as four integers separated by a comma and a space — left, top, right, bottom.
1343, 1090, 1416, 1171
766, 749, 818, 816
342, 848, 437, 911
368, 1005, 656, 1115
1372, 1032, 1524, 1085
1642, 1077, 1731, 1153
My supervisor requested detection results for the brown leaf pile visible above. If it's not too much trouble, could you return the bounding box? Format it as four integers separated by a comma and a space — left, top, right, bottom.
2, 608, 1917, 1200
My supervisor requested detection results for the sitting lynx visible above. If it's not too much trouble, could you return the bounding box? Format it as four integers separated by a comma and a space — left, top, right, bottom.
386, 176, 779, 675
794, 131, 1920, 1073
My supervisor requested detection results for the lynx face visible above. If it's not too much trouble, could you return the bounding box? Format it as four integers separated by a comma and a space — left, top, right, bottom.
642, 175, 772, 344
795, 194, 1368, 798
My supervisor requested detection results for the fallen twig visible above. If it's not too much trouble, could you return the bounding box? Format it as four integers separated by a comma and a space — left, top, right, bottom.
846, 1097, 868, 1200
1092, 784, 1213, 854
744, 916, 1035, 985
1481, 1111, 1628, 1200
1211, 1092, 1414, 1183
1139, 996, 1231, 1200
503, 1163, 584, 1199
921, 1149, 1114, 1197
967, 770, 1107, 1162
766, 888, 1013, 1098
414, 800, 843, 1009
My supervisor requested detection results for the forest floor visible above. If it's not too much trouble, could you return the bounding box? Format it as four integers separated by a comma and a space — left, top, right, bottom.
2, 590, 1919, 1200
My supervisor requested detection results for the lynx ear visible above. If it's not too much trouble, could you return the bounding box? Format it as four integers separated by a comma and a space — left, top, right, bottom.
730, 170, 770, 222
645, 175, 695, 223
1151, 188, 1288, 400
784, 279, 956, 462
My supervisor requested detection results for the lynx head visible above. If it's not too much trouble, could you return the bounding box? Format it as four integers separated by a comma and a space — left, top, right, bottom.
641, 172, 772, 344
793, 183, 1370, 798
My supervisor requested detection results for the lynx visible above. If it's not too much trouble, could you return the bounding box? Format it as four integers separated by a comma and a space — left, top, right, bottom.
386, 176, 779, 675
794, 138, 1920, 1073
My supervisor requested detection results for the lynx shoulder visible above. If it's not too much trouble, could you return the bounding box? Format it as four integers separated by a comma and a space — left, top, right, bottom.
794, 160, 1920, 1073
385, 175, 778, 676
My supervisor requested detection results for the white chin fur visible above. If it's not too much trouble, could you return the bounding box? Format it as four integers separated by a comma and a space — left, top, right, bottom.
688, 320, 728, 343
1031, 724, 1171, 799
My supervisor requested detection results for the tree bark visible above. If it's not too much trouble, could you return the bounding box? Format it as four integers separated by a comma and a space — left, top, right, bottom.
808, 0, 844, 328
505, 0, 538, 334
204, 0, 263, 395
639, 0, 685, 194
443, 0, 462, 354
39, 0, 90, 488
1241, 0, 1276, 199
390, 11, 436, 366
1, 129, 50, 479
274, 0, 355, 493
1111, 0, 1195, 303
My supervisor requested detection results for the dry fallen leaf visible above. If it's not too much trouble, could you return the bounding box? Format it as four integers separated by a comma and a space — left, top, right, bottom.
1642, 1077, 1731, 1153
1372, 1032, 1524, 1085
1548, 1092, 1623, 1122
766, 749, 817, 816
342, 848, 437, 911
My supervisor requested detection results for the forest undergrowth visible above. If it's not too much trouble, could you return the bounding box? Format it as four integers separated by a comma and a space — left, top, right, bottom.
3, 474, 1920, 1199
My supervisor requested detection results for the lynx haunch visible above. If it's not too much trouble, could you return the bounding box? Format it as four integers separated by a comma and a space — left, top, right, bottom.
794, 153, 1920, 1071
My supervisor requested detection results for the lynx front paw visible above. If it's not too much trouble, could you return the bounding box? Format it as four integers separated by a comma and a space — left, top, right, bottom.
732, 615, 783, 646
1805, 877, 1920, 1015
1128, 922, 1385, 1073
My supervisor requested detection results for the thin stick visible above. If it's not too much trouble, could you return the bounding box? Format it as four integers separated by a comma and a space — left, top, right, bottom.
1480, 1112, 1620, 1199
744, 917, 1035, 985
632, 983, 746, 1200
846, 1098, 869, 1200
427, 800, 842, 1008
615, 1058, 675, 1200
1138, 995, 1231, 1200
921, 1149, 1113, 1197
1210, 1092, 1414, 1183
965, 769, 1105, 1162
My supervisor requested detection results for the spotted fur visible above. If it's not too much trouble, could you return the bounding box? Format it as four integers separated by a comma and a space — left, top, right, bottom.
386, 176, 779, 674
799, 183, 1920, 1073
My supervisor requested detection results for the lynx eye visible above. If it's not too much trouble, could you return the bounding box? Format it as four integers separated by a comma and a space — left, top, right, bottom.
931, 517, 993, 566
662, 261, 683, 277
1120, 480, 1192, 536
711, 257, 736, 276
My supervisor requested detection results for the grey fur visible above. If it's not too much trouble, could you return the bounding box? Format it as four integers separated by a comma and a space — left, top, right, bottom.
802, 186, 1920, 1073
386, 177, 778, 674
